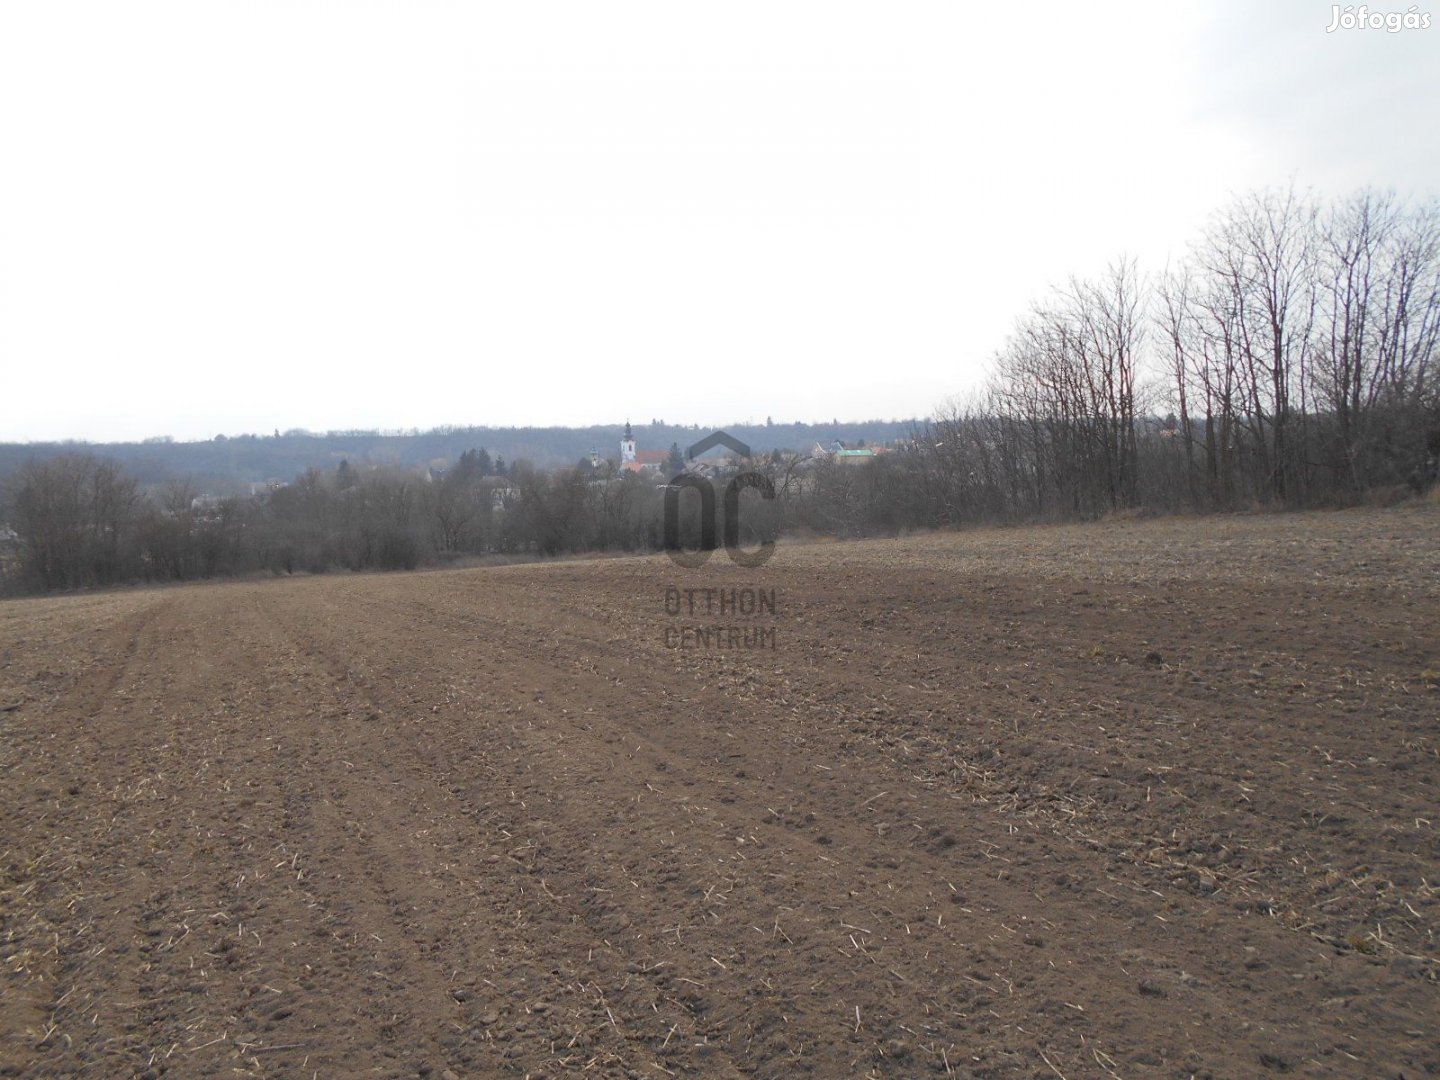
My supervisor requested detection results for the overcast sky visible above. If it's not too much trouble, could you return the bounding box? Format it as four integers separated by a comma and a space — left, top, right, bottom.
1, 1, 1435, 443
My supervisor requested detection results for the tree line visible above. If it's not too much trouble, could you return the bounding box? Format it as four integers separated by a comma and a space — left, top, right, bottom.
896, 187, 1439, 526
1, 450, 498, 593
0, 445, 808, 593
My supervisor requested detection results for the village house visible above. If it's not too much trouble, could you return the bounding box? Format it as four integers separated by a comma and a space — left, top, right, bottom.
812, 440, 883, 466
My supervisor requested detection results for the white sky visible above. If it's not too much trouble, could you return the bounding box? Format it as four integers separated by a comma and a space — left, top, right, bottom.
1, 0, 1435, 443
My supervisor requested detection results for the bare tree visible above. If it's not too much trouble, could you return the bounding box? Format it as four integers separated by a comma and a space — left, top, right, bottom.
10, 454, 140, 590
1198, 187, 1319, 503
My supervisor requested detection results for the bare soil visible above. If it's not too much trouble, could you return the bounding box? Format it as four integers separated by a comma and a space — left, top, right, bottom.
2, 506, 1438, 1078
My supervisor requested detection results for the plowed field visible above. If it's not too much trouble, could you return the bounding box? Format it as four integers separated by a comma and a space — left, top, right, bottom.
3, 507, 1438, 1078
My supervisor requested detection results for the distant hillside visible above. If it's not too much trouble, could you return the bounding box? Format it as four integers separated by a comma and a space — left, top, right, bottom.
0, 420, 922, 493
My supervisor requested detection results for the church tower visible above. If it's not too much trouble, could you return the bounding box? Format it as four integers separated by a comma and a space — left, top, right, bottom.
620, 420, 636, 464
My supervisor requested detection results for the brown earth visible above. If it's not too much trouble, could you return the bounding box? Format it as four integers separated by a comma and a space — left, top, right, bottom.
2, 506, 1438, 1079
